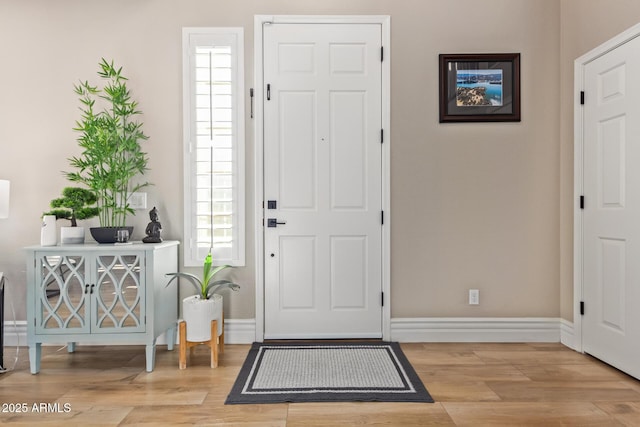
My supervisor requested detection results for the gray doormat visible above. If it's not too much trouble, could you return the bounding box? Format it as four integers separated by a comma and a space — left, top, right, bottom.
225, 342, 434, 404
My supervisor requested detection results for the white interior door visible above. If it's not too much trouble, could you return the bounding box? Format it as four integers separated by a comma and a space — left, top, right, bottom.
263, 23, 383, 339
582, 35, 640, 379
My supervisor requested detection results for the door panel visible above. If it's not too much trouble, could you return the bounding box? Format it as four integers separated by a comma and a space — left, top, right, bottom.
280, 236, 316, 310
598, 238, 625, 332
331, 91, 367, 210
599, 116, 625, 207
264, 23, 382, 338
329, 43, 367, 74
583, 35, 640, 379
279, 91, 317, 210
330, 236, 367, 309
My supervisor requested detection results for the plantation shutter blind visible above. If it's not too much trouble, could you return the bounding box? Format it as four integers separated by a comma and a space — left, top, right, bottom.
183, 29, 245, 266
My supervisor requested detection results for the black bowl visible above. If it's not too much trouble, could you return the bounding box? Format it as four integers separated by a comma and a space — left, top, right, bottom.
90, 226, 134, 244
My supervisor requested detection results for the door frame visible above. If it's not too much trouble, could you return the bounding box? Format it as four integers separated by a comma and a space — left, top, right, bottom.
253, 15, 391, 342
573, 22, 640, 353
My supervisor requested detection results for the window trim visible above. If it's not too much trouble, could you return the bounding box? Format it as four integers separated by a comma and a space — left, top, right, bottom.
182, 27, 245, 267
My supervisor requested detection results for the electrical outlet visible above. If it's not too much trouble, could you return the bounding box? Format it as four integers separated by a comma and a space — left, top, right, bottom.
469, 289, 479, 305
128, 192, 147, 210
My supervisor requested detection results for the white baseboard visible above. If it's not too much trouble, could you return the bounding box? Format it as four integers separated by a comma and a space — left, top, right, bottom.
2, 319, 257, 347
2, 320, 27, 347
218, 319, 257, 344
3, 318, 573, 346
390, 317, 565, 343
560, 318, 576, 349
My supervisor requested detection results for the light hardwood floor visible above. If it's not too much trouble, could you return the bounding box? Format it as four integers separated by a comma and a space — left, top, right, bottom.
1, 342, 639, 426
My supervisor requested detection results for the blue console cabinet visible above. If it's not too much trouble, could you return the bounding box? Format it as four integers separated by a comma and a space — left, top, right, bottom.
25, 241, 179, 374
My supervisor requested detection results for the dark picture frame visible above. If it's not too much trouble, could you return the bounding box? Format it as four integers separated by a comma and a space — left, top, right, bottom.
439, 53, 520, 123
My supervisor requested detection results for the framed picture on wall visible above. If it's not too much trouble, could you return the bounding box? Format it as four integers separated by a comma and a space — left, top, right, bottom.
439, 53, 521, 123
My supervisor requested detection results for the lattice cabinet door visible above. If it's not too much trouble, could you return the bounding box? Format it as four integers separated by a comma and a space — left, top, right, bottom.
34, 253, 90, 334
91, 253, 146, 333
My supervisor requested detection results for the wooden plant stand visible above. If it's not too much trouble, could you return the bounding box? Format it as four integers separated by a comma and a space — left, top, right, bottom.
178, 314, 224, 369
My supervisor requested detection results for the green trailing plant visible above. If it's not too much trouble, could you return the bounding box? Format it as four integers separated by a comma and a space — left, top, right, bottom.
166, 250, 240, 300
44, 187, 99, 226
66, 58, 150, 228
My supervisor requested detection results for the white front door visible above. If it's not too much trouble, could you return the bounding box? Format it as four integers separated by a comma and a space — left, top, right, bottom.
263, 22, 383, 339
582, 35, 640, 379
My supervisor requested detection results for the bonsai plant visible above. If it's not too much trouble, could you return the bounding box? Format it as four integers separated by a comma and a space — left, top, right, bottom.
166, 250, 240, 342
44, 187, 99, 244
45, 186, 99, 227
65, 58, 150, 243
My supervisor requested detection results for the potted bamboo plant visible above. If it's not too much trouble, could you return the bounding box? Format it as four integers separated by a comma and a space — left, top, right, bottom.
66, 59, 150, 243
166, 250, 240, 342
44, 187, 99, 244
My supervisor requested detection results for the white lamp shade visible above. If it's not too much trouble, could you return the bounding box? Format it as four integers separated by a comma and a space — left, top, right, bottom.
0, 179, 10, 219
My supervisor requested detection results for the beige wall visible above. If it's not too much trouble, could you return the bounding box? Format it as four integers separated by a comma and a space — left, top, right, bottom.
559, 0, 640, 321
0, 0, 562, 323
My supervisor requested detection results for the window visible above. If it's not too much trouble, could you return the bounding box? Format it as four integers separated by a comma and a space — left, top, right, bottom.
183, 28, 245, 266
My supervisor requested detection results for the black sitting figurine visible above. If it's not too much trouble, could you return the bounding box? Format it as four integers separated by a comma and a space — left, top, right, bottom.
142, 206, 163, 243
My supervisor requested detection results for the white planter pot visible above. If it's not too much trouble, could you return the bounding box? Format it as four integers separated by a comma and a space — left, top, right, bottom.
61, 226, 85, 244
40, 215, 57, 246
182, 294, 223, 342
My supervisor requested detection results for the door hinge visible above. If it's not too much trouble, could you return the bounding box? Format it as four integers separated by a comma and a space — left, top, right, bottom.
267, 84, 271, 101
381, 292, 384, 306
580, 195, 585, 209
580, 301, 585, 315
381, 129, 384, 144
381, 46, 384, 62
580, 91, 585, 105
381, 210, 384, 225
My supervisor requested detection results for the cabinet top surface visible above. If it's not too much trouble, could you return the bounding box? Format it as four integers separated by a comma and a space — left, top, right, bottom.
25, 240, 179, 252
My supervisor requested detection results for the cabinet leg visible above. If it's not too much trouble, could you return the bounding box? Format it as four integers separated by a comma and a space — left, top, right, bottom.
166, 322, 177, 351
145, 342, 156, 372
67, 342, 76, 353
29, 343, 41, 374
